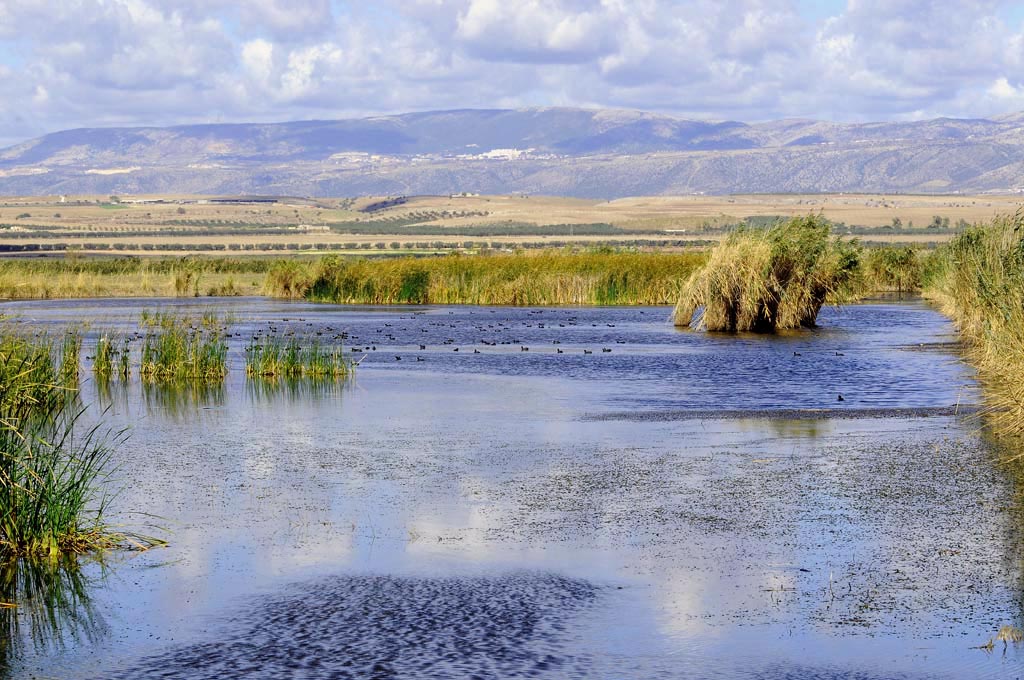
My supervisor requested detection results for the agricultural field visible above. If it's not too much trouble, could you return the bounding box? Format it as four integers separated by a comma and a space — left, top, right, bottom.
0, 193, 1017, 256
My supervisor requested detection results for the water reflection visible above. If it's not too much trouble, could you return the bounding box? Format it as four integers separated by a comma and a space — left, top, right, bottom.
0, 557, 106, 674
141, 381, 225, 418
245, 376, 351, 404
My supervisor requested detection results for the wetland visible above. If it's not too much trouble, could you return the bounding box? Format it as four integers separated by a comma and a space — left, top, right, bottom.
0, 297, 1021, 679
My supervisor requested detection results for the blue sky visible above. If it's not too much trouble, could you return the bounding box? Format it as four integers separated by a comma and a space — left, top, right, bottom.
0, 0, 1023, 146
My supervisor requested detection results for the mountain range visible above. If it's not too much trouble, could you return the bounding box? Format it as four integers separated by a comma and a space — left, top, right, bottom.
2, 107, 1024, 197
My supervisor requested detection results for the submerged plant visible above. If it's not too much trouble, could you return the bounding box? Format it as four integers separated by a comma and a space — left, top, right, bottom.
673, 215, 862, 332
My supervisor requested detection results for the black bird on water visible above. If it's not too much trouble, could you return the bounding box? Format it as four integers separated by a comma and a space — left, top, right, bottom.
837, 394, 844, 402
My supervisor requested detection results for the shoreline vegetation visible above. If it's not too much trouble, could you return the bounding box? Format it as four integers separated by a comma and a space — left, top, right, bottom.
922, 211, 1024, 442
0, 333, 135, 558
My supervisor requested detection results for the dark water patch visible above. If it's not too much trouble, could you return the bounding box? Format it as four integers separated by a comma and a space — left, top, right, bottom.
585, 405, 983, 422
102, 573, 598, 680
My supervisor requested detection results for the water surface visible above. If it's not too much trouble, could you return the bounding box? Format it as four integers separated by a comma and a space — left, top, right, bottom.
1, 298, 1020, 679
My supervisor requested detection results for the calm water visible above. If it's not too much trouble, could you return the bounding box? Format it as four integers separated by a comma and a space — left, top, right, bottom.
1, 298, 1021, 679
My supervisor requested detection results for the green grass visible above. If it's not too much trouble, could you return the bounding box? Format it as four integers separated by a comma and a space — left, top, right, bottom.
267, 250, 707, 305
673, 216, 862, 331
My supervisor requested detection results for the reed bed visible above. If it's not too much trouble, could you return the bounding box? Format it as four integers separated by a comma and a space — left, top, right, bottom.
139, 315, 228, 382
0, 257, 269, 299
673, 216, 861, 331
861, 246, 928, 294
246, 337, 350, 379
267, 250, 706, 306
923, 211, 1024, 440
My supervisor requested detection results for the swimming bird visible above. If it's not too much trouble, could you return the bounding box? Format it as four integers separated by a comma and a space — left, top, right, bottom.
837, 394, 844, 401
583, 349, 592, 355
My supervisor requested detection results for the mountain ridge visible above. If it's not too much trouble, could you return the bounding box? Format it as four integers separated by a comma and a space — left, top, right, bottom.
1, 107, 1023, 197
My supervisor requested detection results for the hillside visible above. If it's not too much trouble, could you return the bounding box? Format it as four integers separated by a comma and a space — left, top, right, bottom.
1, 108, 1023, 197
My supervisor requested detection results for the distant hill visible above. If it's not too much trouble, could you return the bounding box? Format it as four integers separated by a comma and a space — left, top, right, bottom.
1, 107, 1023, 197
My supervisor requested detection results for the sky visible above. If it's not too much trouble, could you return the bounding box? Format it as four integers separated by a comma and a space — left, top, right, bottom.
1, 0, 1024, 145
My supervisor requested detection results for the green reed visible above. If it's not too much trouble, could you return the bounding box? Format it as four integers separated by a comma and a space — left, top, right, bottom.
0, 334, 140, 558
139, 315, 228, 382
245, 336, 349, 379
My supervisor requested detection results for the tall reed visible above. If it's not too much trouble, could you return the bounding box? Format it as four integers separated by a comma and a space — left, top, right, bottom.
267, 250, 706, 306
923, 211, 1024, 439
673, 216, 861, 331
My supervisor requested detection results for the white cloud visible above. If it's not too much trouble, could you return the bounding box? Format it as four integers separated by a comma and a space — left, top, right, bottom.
1, 0, 1024, 146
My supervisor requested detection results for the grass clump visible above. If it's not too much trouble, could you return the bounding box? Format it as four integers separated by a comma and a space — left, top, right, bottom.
673, 216, 861, 332
246, 337, 349, 379
923, 210, 1024, 439
139, 315, 227, 382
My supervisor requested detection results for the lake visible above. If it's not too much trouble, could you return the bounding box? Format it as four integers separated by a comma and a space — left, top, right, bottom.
2, 297, 1020, 679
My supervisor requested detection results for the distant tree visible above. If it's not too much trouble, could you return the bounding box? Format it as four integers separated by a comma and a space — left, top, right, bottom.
177, 207, 187, 215
929, 215, 943, 229
109, 195, 121, 204
890, 217, 902, 229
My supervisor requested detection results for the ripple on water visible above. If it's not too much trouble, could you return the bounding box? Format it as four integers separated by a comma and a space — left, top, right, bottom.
103, 573, 599, 680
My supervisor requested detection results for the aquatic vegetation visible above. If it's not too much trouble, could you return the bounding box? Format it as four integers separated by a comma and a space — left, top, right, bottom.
140, 315, 228, 382
673, 216, 862, 331
270, 250, 705, 305
57, 331, 81, 387
246, 336, 350, 379
0, 340, 112, 557
924, 211, 1024, 439
92, 335, 130, 381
